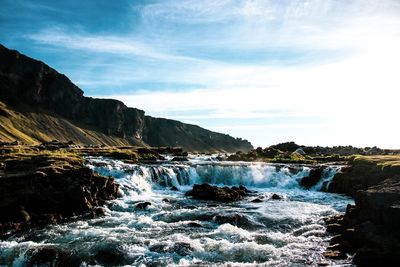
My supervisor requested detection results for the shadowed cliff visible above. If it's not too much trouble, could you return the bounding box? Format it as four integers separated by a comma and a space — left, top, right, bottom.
0, 44, 252, 152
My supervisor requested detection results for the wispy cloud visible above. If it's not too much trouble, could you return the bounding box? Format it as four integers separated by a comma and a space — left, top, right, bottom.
27, 29, 197, 62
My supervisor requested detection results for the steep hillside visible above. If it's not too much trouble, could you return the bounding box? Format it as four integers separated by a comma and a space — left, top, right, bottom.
0, 44, 252, 152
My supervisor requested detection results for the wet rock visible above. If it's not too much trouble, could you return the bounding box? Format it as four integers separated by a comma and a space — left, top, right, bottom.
300, 167, 324, 189
135, 201, 151, 210
187, 222, 202, 227
27, 247, 81, 267
251, 198, 263, 203
325, 176, 400, 265
149, 243, 167, 253
0, 166, 119, 232
186, 184, 250, 202
172, 242, 193, 256
326, 223, 342, 233
37, 213, 63, 225
171, 156, 189, 162
90, 207, 107, 218
94, 246, 127, 266
213, 213, 259, 229
271, 193, 282, 200
324, 214, 344, 225
150, 242, 193, 256
170, 186, 179, 191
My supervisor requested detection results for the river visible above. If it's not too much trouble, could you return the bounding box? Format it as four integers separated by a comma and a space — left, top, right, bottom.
0, 155, 354, 266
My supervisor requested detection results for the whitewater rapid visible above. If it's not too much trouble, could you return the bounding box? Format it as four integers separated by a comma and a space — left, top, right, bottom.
0, 156, 354, 266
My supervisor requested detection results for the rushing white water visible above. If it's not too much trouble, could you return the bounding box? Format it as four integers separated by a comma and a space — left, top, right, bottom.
85, 157, 340, 192
0, 156, 354, 267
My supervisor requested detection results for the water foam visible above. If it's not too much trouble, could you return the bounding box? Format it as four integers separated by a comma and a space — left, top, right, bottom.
87, 157, 339, 193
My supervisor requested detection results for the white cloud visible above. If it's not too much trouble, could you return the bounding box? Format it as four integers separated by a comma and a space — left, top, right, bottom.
27, 30, 197, 62
106, 32, 400, 148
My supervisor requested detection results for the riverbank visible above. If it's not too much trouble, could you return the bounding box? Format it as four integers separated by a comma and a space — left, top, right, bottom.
0, 145, 120, 236
324, 155, 400, 265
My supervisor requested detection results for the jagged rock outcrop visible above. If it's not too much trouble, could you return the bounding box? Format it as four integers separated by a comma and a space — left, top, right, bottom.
0, 146, 121, 235
325, 176, 400, 265
0, 167, 119, 234
0, 44, 252, 152
325, 156, 400, 265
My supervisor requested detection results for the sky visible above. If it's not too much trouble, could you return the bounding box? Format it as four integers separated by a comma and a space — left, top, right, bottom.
1, 0, 400, 148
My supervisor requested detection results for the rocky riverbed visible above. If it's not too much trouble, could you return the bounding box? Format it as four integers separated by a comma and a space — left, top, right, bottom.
1, 145, 400, 266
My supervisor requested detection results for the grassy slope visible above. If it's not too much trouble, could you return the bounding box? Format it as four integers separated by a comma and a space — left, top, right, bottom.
0, 101, 145, 146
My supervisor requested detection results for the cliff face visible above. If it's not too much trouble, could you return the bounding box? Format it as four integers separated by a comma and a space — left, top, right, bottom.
0, 45, 145, 142
0, 44, 252, 152
143, 116, 252, 152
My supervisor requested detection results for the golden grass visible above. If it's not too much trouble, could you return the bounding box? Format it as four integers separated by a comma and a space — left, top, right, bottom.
353, 155, 400, 167
0, 146, 84, 177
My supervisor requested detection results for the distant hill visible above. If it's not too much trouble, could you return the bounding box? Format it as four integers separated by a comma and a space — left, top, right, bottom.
0, 44, 252, 153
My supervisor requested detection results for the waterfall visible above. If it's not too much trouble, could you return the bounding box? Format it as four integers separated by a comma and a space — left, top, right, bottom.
311, 166, 341, 191
85, 157, 340, 194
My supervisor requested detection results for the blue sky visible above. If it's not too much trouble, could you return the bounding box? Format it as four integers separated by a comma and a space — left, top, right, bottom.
1, 0, 400, 148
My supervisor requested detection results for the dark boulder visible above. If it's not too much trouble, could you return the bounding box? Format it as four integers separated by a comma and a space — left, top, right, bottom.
185, 184, 250, 202
300, 167, 324, 189
171, 156, 189, 162
214, 213, 249, 226
90, 207, 107, 218
135, 202, 151, 210
187, 222, 202, 227
27, 247, 81, 267
271, 194, 282, 200
213, 213, 262, 229
94, 246, 127, 266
